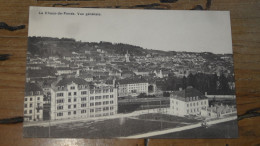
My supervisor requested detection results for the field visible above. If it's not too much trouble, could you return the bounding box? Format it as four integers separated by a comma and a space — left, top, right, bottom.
24, 113, 201, 138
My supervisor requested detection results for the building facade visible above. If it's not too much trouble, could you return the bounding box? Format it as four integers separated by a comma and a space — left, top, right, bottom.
117, 78, 149, 97
24, 83, 44, 122
170, 87, 209, 116
50, 78, 118, 120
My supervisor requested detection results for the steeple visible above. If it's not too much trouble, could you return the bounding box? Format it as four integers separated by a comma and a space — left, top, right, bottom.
125, 50, 130, 62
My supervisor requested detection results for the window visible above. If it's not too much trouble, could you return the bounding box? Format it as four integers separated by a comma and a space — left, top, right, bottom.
110, 101, 114, 104
68, 92, 71, 96
57, 93, 64, 97
90, 103, 94, 106
187, 109, 189, 113
110, 106, 114, 110
95, 108, 101, 112
95, 90, 101, 93
57, 112, 63, 117
24, 104, 27, 108
37, 115, 40, 119
81, 103, 86, 107
103, 95, 109, 99
74, 92, 77, 96
68, 105, 71, 109
90, 90, 94, 94
187, 104, 189, 107
29, 110, 32, 114
110, 89, 113, 92
90, 96, 94, 100
110, 95, 113, 98
81, 91, 87, 95
103, 107, 109, 111
57, 99, 64, 103
193, 103, 195, 106
81, 110, 86, 113
90, 109, 94, 113
30, 103, 32, 107
57, 106, 63, 110
70, 86, 75, 90
81, 97, 86, 101
95, 96, 101, 100
103, 89, 109, 93
68, 98, 71, 102
68, 112, 71, 115
74, 105, 77, 108
176, 101, 178, 105
25, 98, 27, 101
73, 111, 76, 114
95, 102, 101, 106
110, 112, 114, 115
197, 102, 199, 106
74, 98, 77, 102
37, 97, 40, 100
24, 110, 27, 114
30, 98, 32, 101
103, 101, 109, 105
190, 103, 192, 107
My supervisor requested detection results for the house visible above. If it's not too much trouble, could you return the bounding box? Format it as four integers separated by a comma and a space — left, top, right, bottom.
201, 104, 237, 118
24, 83, 44, 122
117, 78, 149, 98
50, 78, 118, 120
169, 86, 209, 117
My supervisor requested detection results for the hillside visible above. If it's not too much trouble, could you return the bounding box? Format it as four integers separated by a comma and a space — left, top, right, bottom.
27, 37, 226, 59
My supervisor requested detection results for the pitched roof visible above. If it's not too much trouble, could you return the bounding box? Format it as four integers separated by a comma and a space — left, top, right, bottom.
25, 83, 43, 96
56, 78, 88, 86
117, 78, 148, 84
171, 87, 207, 101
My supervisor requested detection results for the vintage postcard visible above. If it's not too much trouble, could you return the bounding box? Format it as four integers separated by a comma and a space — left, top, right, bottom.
23, 6, 238, 138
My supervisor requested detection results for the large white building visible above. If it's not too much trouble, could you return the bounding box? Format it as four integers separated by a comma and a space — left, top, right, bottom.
50, 78, 118, 120
24, 83, 44, 122
117, 78, 148, 97
170, 87, 209, 116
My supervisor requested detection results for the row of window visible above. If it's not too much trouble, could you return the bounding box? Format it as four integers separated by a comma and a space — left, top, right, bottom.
187, 108, 201, 113
24, 109, 40, 114
57, 103, 115, 110
187, 101, 207, 107
57, 107, 115, 117
24, 103, 41, 108
90, 89, 114, 94
90, 112, 114, 117
24, 97, 41, 101
90, 95, 114, 100
90, 101, 114, 106
172, 100, 207, 107
25, 115, 40, 120
57, 91, 88, 97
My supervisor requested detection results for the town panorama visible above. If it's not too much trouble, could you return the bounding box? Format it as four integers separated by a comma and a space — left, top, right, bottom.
23, 37, 237, 138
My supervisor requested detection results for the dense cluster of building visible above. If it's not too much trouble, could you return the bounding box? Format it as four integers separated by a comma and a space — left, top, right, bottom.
24, 46, 235, 122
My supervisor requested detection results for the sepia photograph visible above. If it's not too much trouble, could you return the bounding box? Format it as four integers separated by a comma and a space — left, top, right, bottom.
23, 6, 238, 138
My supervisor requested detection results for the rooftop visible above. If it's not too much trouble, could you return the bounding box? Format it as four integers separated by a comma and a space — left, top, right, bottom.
56, 78, 88, 87
25, 83, 43, 96
171, 87, 208, 102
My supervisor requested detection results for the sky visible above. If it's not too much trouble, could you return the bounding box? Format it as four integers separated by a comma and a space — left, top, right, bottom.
29, 6, 233, 54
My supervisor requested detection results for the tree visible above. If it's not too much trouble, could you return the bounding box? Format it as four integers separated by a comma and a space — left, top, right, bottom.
137, 93, 147, 98
163, 92, 170, 97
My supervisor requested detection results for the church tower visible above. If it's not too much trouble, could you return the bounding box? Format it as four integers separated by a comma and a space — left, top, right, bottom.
125, 50, 130, 62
